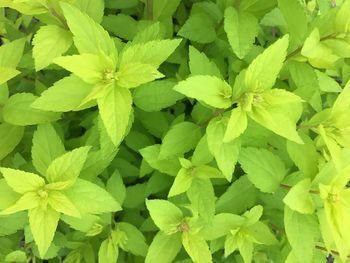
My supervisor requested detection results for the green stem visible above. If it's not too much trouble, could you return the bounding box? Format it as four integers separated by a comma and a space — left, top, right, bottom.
146, 0, 153, 20
280, 183, 320, 194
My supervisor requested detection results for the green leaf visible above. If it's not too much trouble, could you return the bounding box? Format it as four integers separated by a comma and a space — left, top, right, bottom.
140, 145, 181, 176
286, 134, 319, 178
48, 191, 80, 217
32, 25, 72, 71
98, 238, 118, 263
145, 199, 183, 232
0, 212, 27, 236
106, 171, 126, 205
178, 13, 216, 43
53, 54, 115, 84
174, 76, 232, 109
283, 179, 315, 214
98, 86, 132, 146
245, 35, 289, 90
224, 106, 248, 142
0, 123, 24, 161
116, 222, 148, 256
102, 14, 138, 40
168, 168, 193, 197
64, 179, 121, 214
116, 63, 164, 88
2, 93, 60, 126
238, 147, 287, 193
46, 146, 91, 184
187, 178, 215, 223
60, 2, 117, 60
284, 207, 318, 263
74, 0, 104, 23
224, 7, 258, 59
29, 206, 60, 258
0, 168, 45, 194
31, 75, 95, 112
0, 192, 40, 215
278, 0, 307, 45
0, 67, 20, 85
5, 250, 27, 262
248, 105, 303, 143
133, 79, 183, 112
145, 232, 182, 263
119, 39, 181, 68
188, 46, 221, 77
335, 0, 350, 33
182, 232, 212, 263
152, 0, 181, 20
159, 122, 202, 159
32, 123, 66, 176
0, 38, 26, 84
0, 179, 20, 210
207, 117, 241, 181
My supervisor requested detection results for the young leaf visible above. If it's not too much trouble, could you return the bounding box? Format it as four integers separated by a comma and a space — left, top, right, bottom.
116, 222, 148, 256
182, 233, 212, 263
32, 25, 72, 71
53, 54, 115, 84
98, 86, 132, 146
32, 123, 66, 176
29, 206, 60, 258
119, 39, 181, 68
64, 179, 121, 214
46, 146, 91, 184
48, 191, 80, 217
207, 117, 241, 181
174, 76, 232, 109
145, 232, 182, 263
245, 35, 289, 90
0, 168, 45, 194
238, 147, 287, 193
98, 238, 118, 263
168, 168, 193, 197
31, 75, 95, 112
224, 106, 248, 142
60, 2, 117, 60
145, 199, 183, 232
224, 7, 258, 59
116, 62, 164, 88
0, 192, 40, 215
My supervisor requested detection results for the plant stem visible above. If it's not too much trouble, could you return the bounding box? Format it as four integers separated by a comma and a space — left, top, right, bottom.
146, 0, 153, 20
297, 123, 319, 129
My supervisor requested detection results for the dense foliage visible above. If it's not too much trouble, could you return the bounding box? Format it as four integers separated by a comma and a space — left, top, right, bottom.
1, 0, 350, 262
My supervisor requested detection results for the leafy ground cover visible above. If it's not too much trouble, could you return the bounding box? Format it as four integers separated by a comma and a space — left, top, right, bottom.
0, 0, 350, 262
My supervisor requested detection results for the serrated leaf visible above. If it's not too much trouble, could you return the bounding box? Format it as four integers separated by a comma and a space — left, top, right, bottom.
145, 199, 183, 232
32, 25, 72, 71
60, 2, 117, 61
145, 232, 182, 263
0, 123, 24, 161
188, 46, 221, 77
174, 75, 232, 109
32, 123, 66, 176
238, 147, 287, 193
159, 122, 202, 159
32, 75, 95, 112
224, 106, 248, 142
133, 79, 184, 112
98, 238, 118, 263
98, 86, 132, 146
245, 35, 289, 90
178, 13, 216, 43
29, 206, 59, 258
46, 147, 91, 184
283, 179, 315, 214
224, 7, 258, 59
182, 232, 212, 263
0, 168, 44, 194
